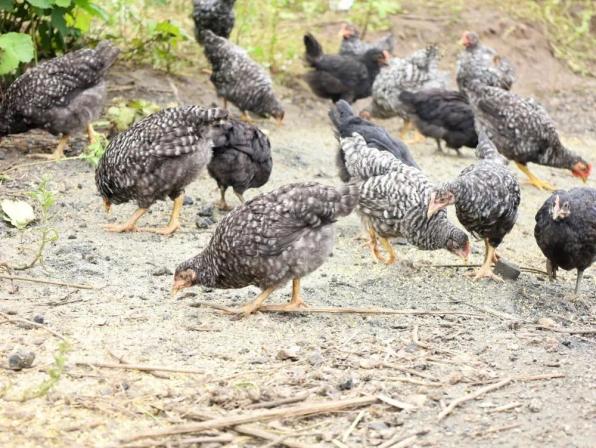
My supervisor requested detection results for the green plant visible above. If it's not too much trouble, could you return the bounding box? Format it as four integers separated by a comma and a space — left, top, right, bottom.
80, 132, 108, 166
21, 340, 71, 401
106, 98, 162, 131
349, 0, 401, 37
0, 31, 34, 74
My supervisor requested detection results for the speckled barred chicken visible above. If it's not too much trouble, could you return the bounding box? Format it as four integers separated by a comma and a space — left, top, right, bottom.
303, 32, 389, 103
207, 118, 272, 210
0, 41, 119, 159
202, 30, 284, 122
338, 133, 470, 264
466, 80, 592, 190
338, 23, 394, 58
398, 89, 478, 155
172, 182, 359, 315
193, 0, 236, 44
428, 130, 520, 280
95, 106, 228, 235
365, 45, 449, 140
456, 31, 516, 92
535, 188, 596, 294
329, 100, 418, 180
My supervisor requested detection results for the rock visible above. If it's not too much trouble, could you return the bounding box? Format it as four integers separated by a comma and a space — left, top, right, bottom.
183, 196, 194, 206
152, 267, 172, 276
276, 346, 301, 361
198, 205, 214, 217
68, 234, 76, 240
536, 317, 557, 328
446, 371, 463, 385
32, 315, 44, 324
8, 349, 35, 370
368, 421, 389, 432
528, 398, 543, 413
307, 350, 324, 366
337, 374, 357, 391
0, 150, 6, 160
195, 217, 214, 229
494, 259, 520, 280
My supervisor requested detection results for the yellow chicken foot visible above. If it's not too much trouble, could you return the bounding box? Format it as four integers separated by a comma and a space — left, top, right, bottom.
261, 278, 309, 312
515, 162, 555, 191
138, 194, 183, 235
28, 134, 69, 160
240, 112, 254, 124
379, 237, 397, 265
399, 120, 412, 140
467, 244, 504, 281
410, 129, 426, 144
87, 123, 96, 144
104, 207, 147, 233
216, 187, 232, 211
234, 287, 276, 315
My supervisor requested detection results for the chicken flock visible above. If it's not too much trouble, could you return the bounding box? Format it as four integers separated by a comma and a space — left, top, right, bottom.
1, 0, 594, 314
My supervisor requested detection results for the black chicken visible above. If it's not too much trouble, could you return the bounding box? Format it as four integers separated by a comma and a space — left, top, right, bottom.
303, 33, 389, 103
193, 0, 236, 44
399, 89, 478, 155
95, 106, 228, 235
173, 182, 359, 315
329, 99, 419, 182
207, 118, 272, 210
0, 41, 119, 159
534, 188, 596, 294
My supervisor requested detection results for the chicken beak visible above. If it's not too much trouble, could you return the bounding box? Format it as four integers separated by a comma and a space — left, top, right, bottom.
171, 280, 185, 297
103, 198, 112, 214
427, 200, 441, 220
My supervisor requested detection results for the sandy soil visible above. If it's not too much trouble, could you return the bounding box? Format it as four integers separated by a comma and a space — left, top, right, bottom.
1, 9, 596, 448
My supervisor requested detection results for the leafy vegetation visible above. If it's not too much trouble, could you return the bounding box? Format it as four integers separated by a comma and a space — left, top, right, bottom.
21, 340, 71, 401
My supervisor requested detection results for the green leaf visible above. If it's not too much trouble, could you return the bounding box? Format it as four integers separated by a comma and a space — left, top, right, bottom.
54, 0, 71, 6
50, 9, 69, 36
0, 0, 15, 12
74, 0, 108, 21
26, 0, 52, 8
0, 32, 34, 74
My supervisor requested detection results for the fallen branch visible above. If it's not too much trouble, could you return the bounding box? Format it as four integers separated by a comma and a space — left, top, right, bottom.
475, 422, 521, 437
342, 409, 366, 441
193, 302, 481, 318
378, 395, 416, 411
438, 378, 512, 421
121, 396, 378, 443
430, 264, 548, 276
381, 363, 439, 382
472, 372, 565, 386
0, 274, 96, 290
378, 429, 430, 448
0, 312, 67, 341
533, 324, 596, 335
1, 155, 83, 174
75, 361, 204, 375
121, 434, 234, 448
246, 392, 310, 410
490, 402, 522, 413
454, 301, 523, 322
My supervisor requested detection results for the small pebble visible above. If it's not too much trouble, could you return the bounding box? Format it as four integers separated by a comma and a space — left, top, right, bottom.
528, 398, 543, 413
197, 205, 214, 217
152, 267, 173, 276
33, 315, 44, 324
68, 234, 76, 240
307, 350, 324, 366
183, 196, 194, 206
368, 421, 389, 432
8, 349, 36, 370
276, 346, 301, 361
196, 217, 214, 229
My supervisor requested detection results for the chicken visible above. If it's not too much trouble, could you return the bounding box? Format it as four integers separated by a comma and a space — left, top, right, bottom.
466, 80, 592, 190
398, 89, 477, 155
427, 129, 520, 280
172, 181, 359, 315
193, 0, 236, 44
207, 118, 272, 210
365, 45, 449, 140
338, 133, 470, 264
303, 32, 389, 103
95, 106, 228, 235
0, 41, 119, 160
534, 188, 596, 294
202, 30, 284, 122
338, 23, 394, 58
329, 99, 419, 182
456, 31, 515, 92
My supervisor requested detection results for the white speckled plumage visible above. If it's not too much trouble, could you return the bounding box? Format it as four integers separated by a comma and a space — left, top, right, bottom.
193, 0, 235, 44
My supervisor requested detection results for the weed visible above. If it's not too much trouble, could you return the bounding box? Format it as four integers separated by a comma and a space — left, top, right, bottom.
81, 133, 109, 167
21, 340, 71, 401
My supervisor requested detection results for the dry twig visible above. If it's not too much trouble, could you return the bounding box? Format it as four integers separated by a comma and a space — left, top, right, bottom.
342, 410, 366, 442
438, 378, 513, 421
246, 392, 310, 410
0, 312, 67, 340
75, 361, 204, 375
378, 429, 430, 448
0, 274, 96, 290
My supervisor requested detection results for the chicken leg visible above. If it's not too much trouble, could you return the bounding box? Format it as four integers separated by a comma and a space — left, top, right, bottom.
574, 269, 585, 294
236, 286, 276, 315
28, 134, 69, 160
368, 227, 397, 265
234, 191, 245, 204
216, 186, 232, 211
399, 120, 412, 140
139, 194, 184, 235
104, 208, 147, 233
261, 278, 309, 312
468, 239, 503, 281
87, 123, 96, 144
515, 162, 555, 191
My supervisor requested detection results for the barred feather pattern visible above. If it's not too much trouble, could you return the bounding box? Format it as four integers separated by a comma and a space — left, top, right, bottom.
202, 30, 284, 118
339, 33, 394, 58
193, 0, 236, 44
456, 39, 515, 91
437, 131, 520, 247
368, 46, 449, 119
0, 41, 119, 137
466, 82, 587, 170
340, 134, 468, 252
176, 182, 359, 290
95, 106, 227, 209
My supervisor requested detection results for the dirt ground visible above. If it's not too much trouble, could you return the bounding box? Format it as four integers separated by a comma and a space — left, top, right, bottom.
1, 7, 596, 448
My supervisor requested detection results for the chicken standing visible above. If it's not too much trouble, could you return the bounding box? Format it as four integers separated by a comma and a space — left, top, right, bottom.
303, 32, 389, 103
456, 31, 515, 92
173, 182, 359, 315
427, 130, 520, 280
329, 100, 418, 179
207, 118, 272, 210
398, 89, 477, 155
338, 23, 394, 58
202, 30, 284, 122
338, 133, 470, 264
0, 41, 119, 159
534, 188, 596, 294
193, 0, 236, 44
95, 106, 228, 235
366, 45, 449, 140
466, 80, 591, 190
